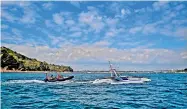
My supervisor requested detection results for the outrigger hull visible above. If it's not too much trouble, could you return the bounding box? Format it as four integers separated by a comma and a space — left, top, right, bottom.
44, 76, 74, 82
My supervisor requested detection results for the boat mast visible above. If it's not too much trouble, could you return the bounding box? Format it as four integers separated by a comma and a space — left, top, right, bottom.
109, 61, 119, 77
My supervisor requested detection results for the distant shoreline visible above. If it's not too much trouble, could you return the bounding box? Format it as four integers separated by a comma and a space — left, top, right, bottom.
1, 69, 187, 73
0, 69, 72, 73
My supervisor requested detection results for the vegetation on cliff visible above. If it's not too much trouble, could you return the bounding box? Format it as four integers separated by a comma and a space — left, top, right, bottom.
176, 68, 187, 72
0, 46, 73, 72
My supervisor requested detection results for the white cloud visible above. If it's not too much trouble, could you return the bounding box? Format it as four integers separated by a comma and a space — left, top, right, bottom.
1, 10, 18, 22
175, 4, 185, 11
172, 19, 187, 25
45, 20, 55, 28
105, 18, 118, 28
1, 24, 9, 29
20, 7, 36, 24
153, 1, 169, 11
53, 13, 63, 25
49, 35, 66, 45
121, 8, 131, 15
181, 51, 187, 59
129, 27, 142, 34
69, 26, 81, 32
163, 11, 177, 21
2, 43, 186, 70
70, 31, 82, 37
135, 8, 146, 13
174, 27, 187, 38
79, 10, 105, 32
105, 29, 116, 37
2, 1, 37, 24
109, 2, 121, 14
12, 28, 22, 38
65, 20, 75, 26
93, 41, 110, 47
142, 24, 156, 34
105, 28, 125, 38
70, 1, 80, 8
79, 12, 94, 24
2, 1, 31, 7
42, 2, 53, 10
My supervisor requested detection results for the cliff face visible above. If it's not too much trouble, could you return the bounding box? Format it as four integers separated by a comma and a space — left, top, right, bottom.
0, 46, 73, 72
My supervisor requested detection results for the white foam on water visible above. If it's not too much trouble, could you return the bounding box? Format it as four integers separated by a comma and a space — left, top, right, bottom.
92, 79, 114, 84
4, 80, 45, 84
140, 78, 151, 82
75, 81, 92, 84
54, 80, 73, 84
111, 80, 144, 84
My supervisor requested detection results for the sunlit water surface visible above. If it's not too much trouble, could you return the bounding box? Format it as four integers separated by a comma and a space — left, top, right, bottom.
1, 72, 187, 109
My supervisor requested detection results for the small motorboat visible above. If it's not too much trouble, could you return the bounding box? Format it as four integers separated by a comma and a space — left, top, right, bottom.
44, 72, 74, 82
44, 76, 74, 82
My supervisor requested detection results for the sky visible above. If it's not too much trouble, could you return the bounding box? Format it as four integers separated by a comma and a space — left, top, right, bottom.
1, 1, 187, 71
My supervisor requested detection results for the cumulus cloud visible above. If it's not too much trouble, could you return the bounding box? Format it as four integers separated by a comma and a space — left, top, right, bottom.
2, 43, 186, 70
65, 20, 75, 26
53, 13, 63, 25
105, 29, 117, 37
20, 7, 36, 24
45, 20, 55, 28
1, 10, 18, 22
1, 24, 9, 29
12, 28, 23, 38
175, 4, 185, 11
174, 27, 187, 38
121, 8, 131, 15
93, 41, 110, 47
153, 1, 169, 11
70, 31, 82, 38
181, 51, 187, 59
42, 2, 53, 10
1, 1, 38, 24
1, 1, 187, 70
2, 1, 31, 7
69, 26, 81, 32
142, 24, 157, 34
105, 18, 118, 28
135, 8, 146, 13
129, 27, 142, 34
70, 1, 80, 8
79, 10, 105, 32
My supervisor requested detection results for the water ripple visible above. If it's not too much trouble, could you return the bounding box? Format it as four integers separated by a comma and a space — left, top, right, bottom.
1, 73, 187, 109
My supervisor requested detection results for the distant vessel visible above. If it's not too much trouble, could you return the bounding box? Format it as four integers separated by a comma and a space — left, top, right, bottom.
108, 61, 151, 82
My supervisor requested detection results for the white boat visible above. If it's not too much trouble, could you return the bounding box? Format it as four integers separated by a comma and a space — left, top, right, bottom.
108, 61, 151, 82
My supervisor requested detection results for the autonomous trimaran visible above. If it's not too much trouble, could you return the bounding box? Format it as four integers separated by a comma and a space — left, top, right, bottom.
108, 61, 151, 82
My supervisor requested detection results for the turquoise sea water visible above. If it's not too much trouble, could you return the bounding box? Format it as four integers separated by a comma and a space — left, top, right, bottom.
1, 72, 187, 109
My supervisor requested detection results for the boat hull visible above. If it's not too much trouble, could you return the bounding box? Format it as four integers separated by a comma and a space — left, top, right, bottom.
44, 76, 74, 82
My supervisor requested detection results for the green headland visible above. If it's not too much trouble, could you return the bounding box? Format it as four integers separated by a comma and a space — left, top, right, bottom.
1, 46, 73, 72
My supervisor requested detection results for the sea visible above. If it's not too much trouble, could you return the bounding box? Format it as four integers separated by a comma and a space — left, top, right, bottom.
1, 72, 187, 109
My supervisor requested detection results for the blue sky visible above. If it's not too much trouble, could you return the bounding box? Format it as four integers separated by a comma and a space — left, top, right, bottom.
1, 1, 187, 71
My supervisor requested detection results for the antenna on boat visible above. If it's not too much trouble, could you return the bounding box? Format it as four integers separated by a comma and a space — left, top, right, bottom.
109, 61, 120, 77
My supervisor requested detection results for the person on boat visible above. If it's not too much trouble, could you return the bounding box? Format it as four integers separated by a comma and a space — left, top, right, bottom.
57, 73, 64, 80
50, 74, 55, 80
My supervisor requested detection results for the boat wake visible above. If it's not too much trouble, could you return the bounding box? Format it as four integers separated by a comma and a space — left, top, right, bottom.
3, 80, 45, 84
2, 77, 151, 85
2, 79, 75, 85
